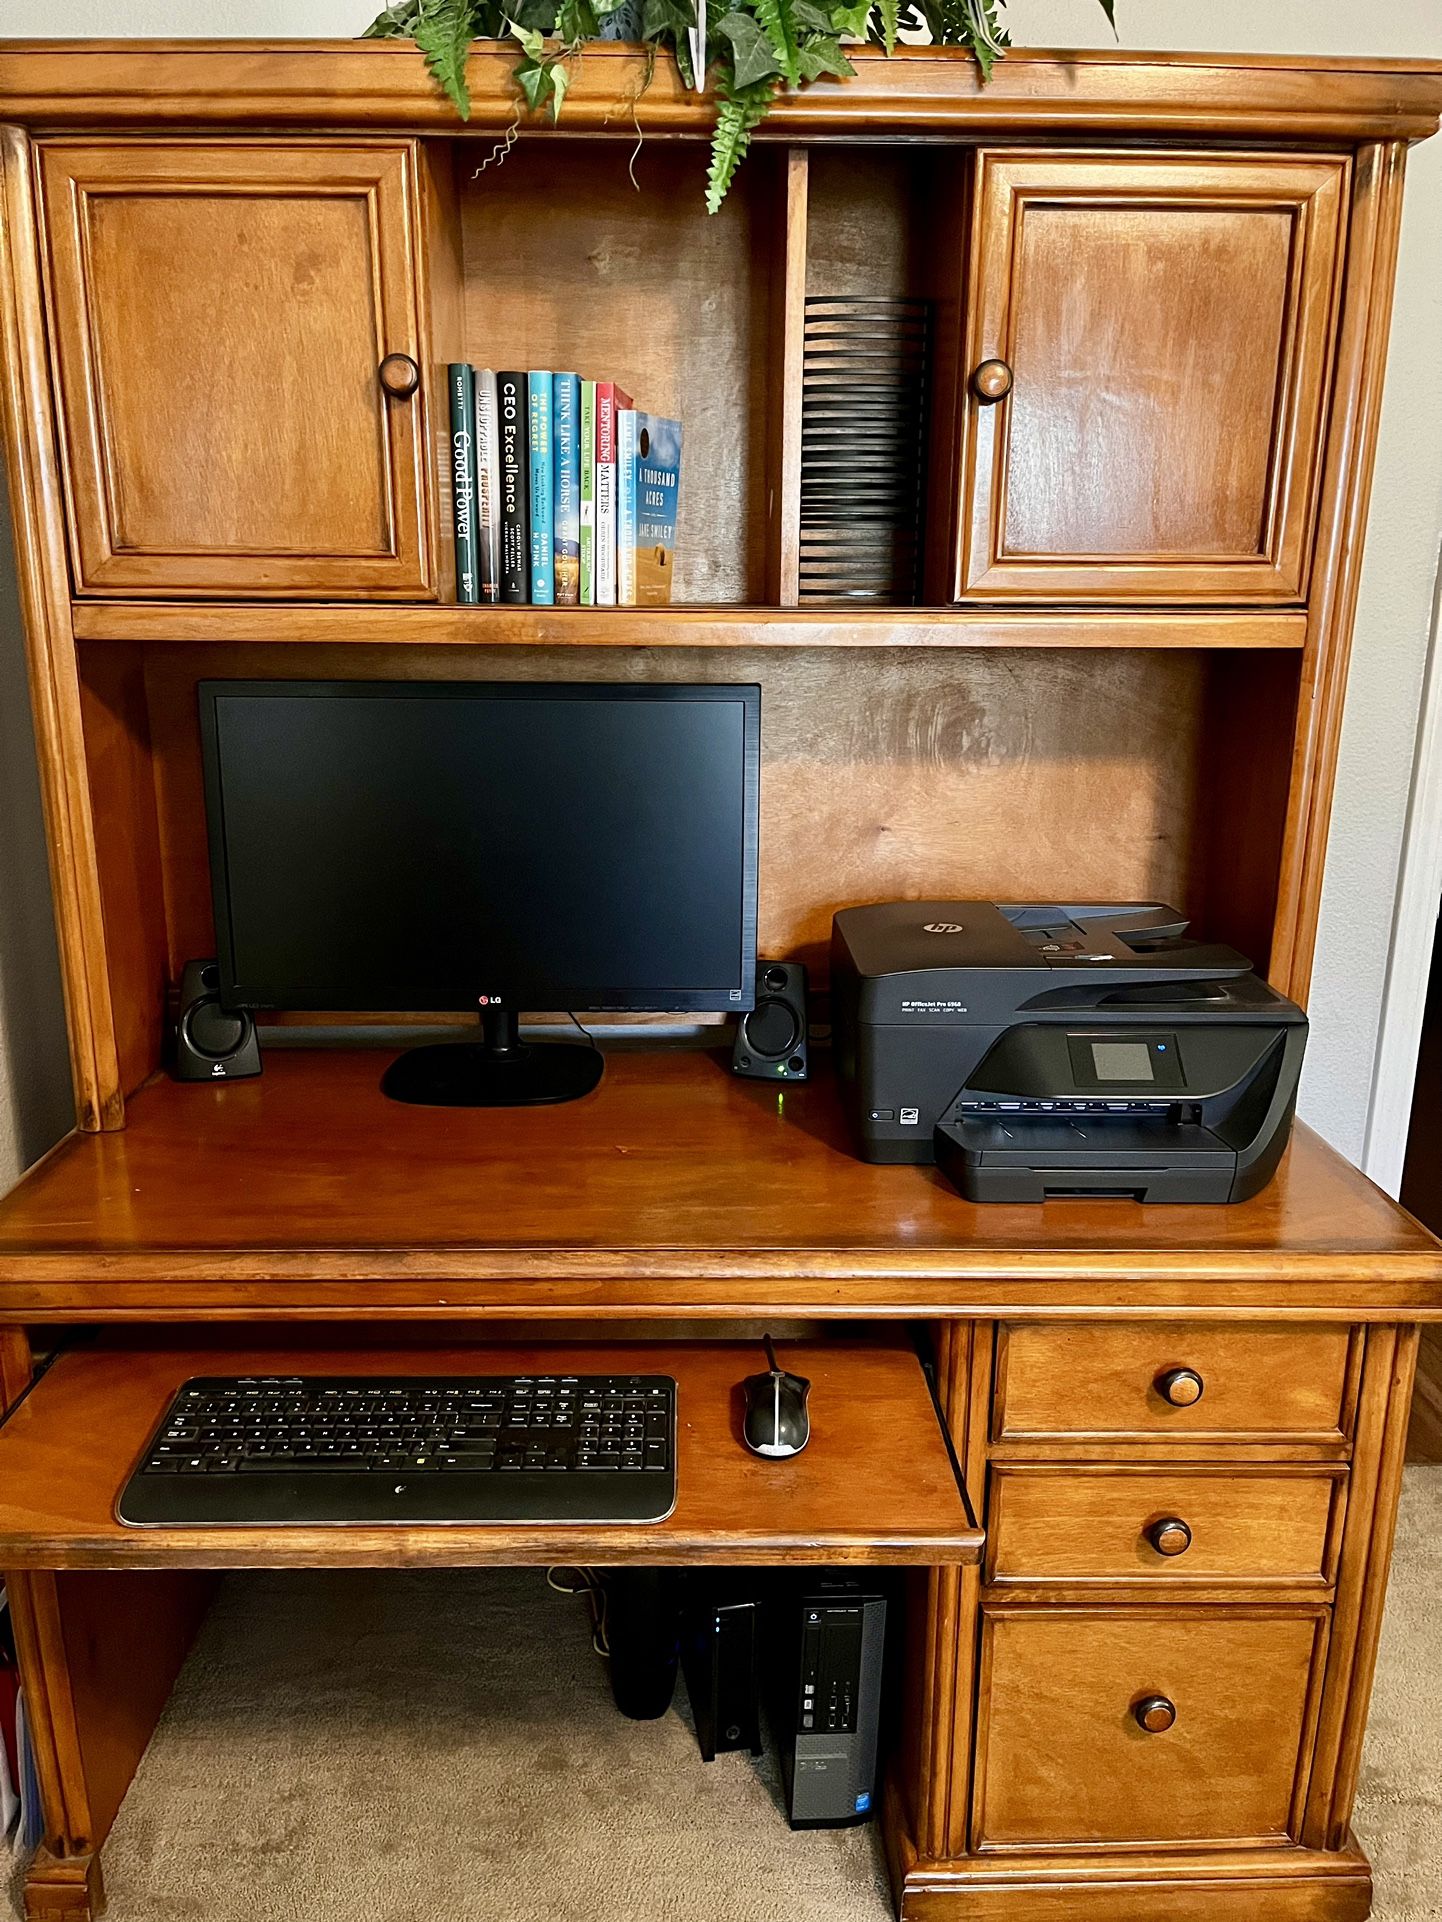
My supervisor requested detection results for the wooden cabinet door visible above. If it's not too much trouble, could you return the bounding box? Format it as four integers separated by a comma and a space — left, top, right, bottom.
39, 142, 433, 598
953, 152, 1347, 602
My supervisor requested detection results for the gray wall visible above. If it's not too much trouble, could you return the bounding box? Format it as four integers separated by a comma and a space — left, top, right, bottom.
2, 0, 1440, 1187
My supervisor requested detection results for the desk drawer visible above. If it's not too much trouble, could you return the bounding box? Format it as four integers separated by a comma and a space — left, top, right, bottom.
987, 1466, 1340, 1589
973, 1607, 1325, 1849
993, 1322, 1353, 1445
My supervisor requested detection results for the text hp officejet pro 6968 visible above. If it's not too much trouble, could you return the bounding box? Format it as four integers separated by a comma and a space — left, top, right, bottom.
830, 901, 1306, 1204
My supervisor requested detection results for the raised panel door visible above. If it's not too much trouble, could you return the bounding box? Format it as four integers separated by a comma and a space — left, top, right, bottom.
954, 151, 1347, 602
39, 141, 433, 597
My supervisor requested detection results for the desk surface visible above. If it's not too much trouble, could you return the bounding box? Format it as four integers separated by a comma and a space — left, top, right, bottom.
0, 1046, 1437, 1321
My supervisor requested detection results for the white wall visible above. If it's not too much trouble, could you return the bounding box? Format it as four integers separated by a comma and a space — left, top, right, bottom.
1, 0, 1440, 1185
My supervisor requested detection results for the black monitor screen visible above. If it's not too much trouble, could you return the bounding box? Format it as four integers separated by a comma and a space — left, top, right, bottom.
200, 681, 760, 1015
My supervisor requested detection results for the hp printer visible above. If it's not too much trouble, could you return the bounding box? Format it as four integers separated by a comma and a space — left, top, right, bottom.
830, 901, 1306, 1204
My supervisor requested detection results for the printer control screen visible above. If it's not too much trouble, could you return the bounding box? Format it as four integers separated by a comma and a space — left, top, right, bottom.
1065, 1033, 1184, 1091
1090, 1040, 1154, 1081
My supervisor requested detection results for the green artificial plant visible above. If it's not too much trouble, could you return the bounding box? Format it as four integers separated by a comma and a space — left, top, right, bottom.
363, 0, 1115, 211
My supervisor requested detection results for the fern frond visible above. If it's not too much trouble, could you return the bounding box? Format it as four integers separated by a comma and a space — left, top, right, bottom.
412, 0, 476, 116
754, 0, 801, 86
705, 76, 775, 213
877, 0, 899, 55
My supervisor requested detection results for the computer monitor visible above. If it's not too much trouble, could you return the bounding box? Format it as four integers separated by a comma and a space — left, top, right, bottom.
198, 680, 761, 1107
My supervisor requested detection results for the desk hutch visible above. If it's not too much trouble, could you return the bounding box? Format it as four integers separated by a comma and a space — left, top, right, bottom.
0, 38, 1441, 1922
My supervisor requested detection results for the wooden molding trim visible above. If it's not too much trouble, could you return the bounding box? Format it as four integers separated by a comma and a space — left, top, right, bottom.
0, 44, 1439, 140
1271, 140, 1410, 999
68, 601, 1310, 650
4, 1573, 91, 1858
0, 129, 118, 1129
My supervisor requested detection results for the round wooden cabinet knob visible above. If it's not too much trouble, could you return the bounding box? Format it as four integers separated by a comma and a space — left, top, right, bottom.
1147, 1516, 1193, 1557
1134, 1695, 1177, 1734
971, 357, 1014, 403
378, 353, 421, 400
1156, 1367, 1205, 1407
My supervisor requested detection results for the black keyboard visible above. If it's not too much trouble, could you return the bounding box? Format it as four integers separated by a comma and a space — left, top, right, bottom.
116, 1374, 678, 1527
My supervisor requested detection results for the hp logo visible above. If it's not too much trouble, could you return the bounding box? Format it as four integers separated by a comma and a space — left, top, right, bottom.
923, 922, 964, 935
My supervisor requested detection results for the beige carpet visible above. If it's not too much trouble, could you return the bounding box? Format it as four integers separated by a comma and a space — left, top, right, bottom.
6, 1467, 1441, 1921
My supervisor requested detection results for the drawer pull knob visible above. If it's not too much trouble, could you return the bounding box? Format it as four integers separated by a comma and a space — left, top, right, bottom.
378, 353, 421, 400
1134, 1695, 1177, 1734
972, 357, 1014, 402
1147, 1516, 1193, 1557
1157, 1367, 1205, 1407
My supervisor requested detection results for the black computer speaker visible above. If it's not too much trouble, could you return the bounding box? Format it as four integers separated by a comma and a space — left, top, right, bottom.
732, 961, 809, 1082
171, 959, 261, 1082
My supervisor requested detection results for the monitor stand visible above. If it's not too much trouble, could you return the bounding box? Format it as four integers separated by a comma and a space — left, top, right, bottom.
379, 1009, 604, 1107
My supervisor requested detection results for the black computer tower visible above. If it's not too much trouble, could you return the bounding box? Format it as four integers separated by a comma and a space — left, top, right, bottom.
770, 1577, 887, 1828
680, 1579, 764, 1762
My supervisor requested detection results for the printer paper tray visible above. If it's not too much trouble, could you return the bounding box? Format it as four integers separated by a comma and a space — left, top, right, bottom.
934, 1118, 1238, 1205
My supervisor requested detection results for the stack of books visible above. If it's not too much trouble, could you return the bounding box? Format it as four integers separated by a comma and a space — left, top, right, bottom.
449, 366, 683, 608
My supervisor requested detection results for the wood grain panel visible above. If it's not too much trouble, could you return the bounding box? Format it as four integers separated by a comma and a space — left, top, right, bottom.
458, 141, 780, 605
972, 1607, 1327, 1849
894, 1841, 1374, 1922
69, 601, 1312, 649
956, 152, 1346, 602
993, 1322, 1355, 1445
39, 140, 433, 598
0, 1055, 1437, 1314
127, 639, 1210, 988
1269, 143, 1410, 1003
986, 1465, 1340, 1589
0, 127, 120, 1130
75, 645, 166, 1100
0, 1337, 980, 1569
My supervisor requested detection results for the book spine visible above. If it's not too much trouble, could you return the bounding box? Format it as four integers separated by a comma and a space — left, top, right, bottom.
497, 371, 529, 604
527, 371, 554, 606
448, 363, 478, 605
578, 379, 596, 607
474, 368, 501, 605
552, 372, 581, 607
617, 406, 638, 607
635, 413, 682, 607
596, 382, 631, 608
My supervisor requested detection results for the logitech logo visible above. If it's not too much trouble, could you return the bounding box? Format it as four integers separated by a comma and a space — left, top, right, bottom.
923, 922, 964, 935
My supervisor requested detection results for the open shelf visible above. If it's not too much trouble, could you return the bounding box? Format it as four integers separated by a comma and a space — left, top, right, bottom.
0, 1334, 980, 1570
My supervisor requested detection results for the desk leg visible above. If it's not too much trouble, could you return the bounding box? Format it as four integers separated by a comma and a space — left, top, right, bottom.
1, 1326, 214, 1921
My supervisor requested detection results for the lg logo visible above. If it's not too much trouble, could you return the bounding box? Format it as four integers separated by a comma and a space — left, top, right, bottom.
923, 922, 964, 935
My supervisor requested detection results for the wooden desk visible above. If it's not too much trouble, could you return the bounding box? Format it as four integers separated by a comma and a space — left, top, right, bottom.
2, 35, 1441, 1922
0, 1046, 1435, 1922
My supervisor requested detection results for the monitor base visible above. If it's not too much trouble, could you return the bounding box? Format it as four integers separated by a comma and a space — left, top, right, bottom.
381, 1013, 603, 1107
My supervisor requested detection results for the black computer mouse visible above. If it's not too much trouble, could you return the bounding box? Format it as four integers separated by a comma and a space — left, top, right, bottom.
741, 1337, 811, 1459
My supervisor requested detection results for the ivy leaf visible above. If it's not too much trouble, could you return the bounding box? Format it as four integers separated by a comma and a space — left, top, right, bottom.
797, 33, 854, 77
716, 10, 784, 86
361, 1, 424, 38
511, 0, 562, 27
412, 0, 475, 118
513, 50, 554, 107
557, 0, 598, 37
790, 0, 831, 26
642, 0, 697, 37
508, 19, 547, 56
549, 57, 572, 114
755, 0, 801, 85
828, 0, 872, 37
